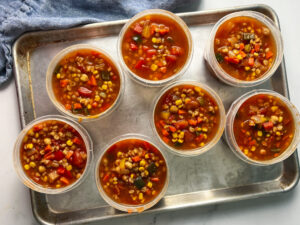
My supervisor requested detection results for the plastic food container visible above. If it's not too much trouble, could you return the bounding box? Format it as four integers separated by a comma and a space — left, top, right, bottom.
117, 9, 193, 87
151, 80, 226, 157
225, 89, 300, 166
13, 115, 93, 194
46, 44, 124, 122
95, 133, 169, 212
204, 11, 284, 87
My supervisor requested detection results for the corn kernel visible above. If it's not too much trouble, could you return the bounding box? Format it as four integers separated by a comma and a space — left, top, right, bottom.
87, 104, 92, 109
26, 143, 33, 149
271, 106, 278, 112
38, 166, 46, 173
152, 190, 156, 195
200, 142, 205, 147
254, 52, 259, 57
102, 84, 108, 90
140, 160, 146, 167
172, 133, 178, 138
245, 66, 250, 71
196, 127, 201, 132
117, 152, 122, 158
147, 181, 153, 188
236, 54, 242, 60
203, 134, 207, 139
107, 81, 112, 87
66, 139, 73, 146
175, 99, 182, 105
150, 64, 158, 71
66, 165, 73, 171
172, 138, 177, 143
251, 146, 256, 151
29, 162, 36, 168
276, 131, 281, 136
139, 167, 145, 172
278, 116, 283, 123
159, 45, 164, 49
152, 37, 157, 43
139, 193, 144, 200
155, 162, 159, 167
145, 154, 149, 159
202, 127, 208, 132
178, 139, 183, 144
178, 131, 184, 139
257, 131, 263, 137
194, 87, 201, 93
93, 70, 98, 74
144, 170, 149, 176
95, 95, 100, 101
56, 184, 61, 188
56, 73, 61, 79
24, 164, 30, 170
244, 149, 249, 155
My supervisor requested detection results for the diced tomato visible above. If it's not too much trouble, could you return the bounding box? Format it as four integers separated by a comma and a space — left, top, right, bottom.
57, 166, 65, 175
162, 136, 170, 143
72, 150, 84, 168
73, 103, 82, 109
254, 44, 260, 52
73, 137, 82, 145
65, 151, 74, 160
132, 156, 141, 162
45, 144, 52, 152
263, 121, 273, 130
151, 177, 160, 182
195, 134, 204, 143
60, 79, 69, 88
92, 102, 98, 108
171, 46, 182, 56
33, 124, 43, 132
103, 173, 110, 182
112, 75, 118, 80
44, 152, 55, 160
169, 126, 176, 132
161, 129, 169, 136
159, 120, 166, 127
175, 120, 188, 129
146, 49, 157, 57
159, 26, 169, 35
54, 150, 65, 161
227, 57, 240, 64
248, 139, 257, 146
160, 67, 167, 73
166, 54, 177, 63
133, 23, 143, 34
266, 51, 273, 59
248, 57, 254, 66
87, 75, 97, 86
184, 130, 195, 143
64, 170, 73, 179
240, 51, 246, 58
188, 119, 197, 126
60, 177, 70, 185
134, 58, 145, 69
197, 117, 203, 124
78, 86, 92, 97
91, 51, 101, 57
240, 43, 245, 50
65, 104, 72, 110
130, 42, 138, 51
178, 109, 186, 115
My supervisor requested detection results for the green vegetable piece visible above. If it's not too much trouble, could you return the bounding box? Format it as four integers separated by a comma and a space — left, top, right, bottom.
134, 176, 145, 189
132, 34, 142, 44
101, 71, 110, 81
147, 162, 157, 175
271, 148, 281, 153
244, 44, 251, 53
83, 107, 89, 115
215, 53, 224, 63
174, 142, 182, 147
54, 65, 61, 74
197, 96, 205, 106
195, 131, 201, 136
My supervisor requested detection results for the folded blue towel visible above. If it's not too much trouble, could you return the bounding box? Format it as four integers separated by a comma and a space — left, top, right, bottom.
0, 0, 191, 87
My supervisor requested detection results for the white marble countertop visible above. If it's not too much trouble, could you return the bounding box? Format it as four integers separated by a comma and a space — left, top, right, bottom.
1, 0, 300, 224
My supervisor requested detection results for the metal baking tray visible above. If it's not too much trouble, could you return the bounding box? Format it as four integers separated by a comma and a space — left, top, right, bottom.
13, 4, 299, 224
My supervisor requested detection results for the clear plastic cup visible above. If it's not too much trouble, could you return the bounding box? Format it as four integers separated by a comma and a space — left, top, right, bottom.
46, 44, 124, 122
13, 115, 93, 194
225, 89, 300, 166
204, 11, 284, 87
117, 9, 193, 87
151, 80, 226, 157
95, 133, 169, 212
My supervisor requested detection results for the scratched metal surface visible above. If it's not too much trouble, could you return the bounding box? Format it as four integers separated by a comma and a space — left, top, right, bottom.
13, 4, 299, 224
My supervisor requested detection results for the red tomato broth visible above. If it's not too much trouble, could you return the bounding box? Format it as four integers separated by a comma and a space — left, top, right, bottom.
121, 14, 189, 81
214, 16, 276, 81
154, 85, 221, 150
233, 94, 295, 161
52, 49, 121, 116
20, 120, 87, 188
99, 139, 167, 205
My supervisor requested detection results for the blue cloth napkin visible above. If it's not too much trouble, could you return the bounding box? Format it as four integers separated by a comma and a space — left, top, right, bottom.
0, 0, 190, 87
